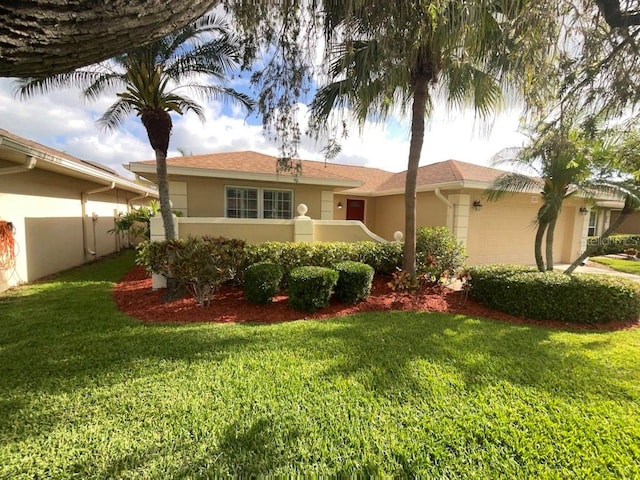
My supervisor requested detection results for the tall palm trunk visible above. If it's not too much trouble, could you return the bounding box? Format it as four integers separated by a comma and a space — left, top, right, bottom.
155, 149, 176, 240
545, 215, 558, 271
564, 200, 635, 274
403, 74, 429, 277
534, 216, 548, 272
141, 107, 180, 301
141, 108, 175, 240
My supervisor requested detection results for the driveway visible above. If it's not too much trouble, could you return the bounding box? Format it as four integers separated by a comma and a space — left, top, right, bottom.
554, 260, 640, 282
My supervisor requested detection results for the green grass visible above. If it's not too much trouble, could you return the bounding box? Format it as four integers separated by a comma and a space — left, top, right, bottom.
591, 255, 640, 275
1, 250, 639, 478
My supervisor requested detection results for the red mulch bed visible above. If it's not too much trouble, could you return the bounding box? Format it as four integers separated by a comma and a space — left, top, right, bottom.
113, 266, 639, 331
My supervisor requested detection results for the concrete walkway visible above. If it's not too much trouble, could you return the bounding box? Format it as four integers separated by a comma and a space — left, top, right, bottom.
554, 259, 640, 282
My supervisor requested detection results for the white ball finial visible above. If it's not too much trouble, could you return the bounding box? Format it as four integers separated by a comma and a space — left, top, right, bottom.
296, 203, 308, 217
393, 231, 404, 242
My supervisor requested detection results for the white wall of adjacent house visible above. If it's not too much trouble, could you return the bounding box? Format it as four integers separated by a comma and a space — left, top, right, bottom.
0, 166, 145, 292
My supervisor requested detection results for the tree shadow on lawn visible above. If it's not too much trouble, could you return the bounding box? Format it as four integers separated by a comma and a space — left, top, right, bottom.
0, 281, 260, 445
304, 311, 636, 403
1, 280, 633, 406
1, 272, 637, 472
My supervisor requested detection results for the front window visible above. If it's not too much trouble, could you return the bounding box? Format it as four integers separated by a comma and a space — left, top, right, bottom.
225, 187, 292, 219
588, 211, 597, 236
263, 189, 292, 219
226, 187, 258, 218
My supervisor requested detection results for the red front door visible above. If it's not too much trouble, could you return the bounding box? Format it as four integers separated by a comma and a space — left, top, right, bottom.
346, 199, 365, 222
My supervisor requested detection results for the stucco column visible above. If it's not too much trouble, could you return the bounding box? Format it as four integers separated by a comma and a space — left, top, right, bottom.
447, 194, 470, 246
320, 191, 334, 220
294, 204, 314, 242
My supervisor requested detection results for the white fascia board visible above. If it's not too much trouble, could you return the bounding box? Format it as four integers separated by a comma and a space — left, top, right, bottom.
0, 135, 158, 197
596, 200, 626, 209
128, 162, 361, 188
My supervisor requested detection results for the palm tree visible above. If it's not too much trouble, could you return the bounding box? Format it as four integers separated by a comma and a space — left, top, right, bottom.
485, 126, 592, 271
15, 13, 254, 242
486, 125, 639, 272
310, 1, 552, 277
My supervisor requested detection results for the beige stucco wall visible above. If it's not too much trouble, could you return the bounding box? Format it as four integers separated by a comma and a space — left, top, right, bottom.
178, 218, 294, 243
0, 164, 150, 291
371, 192, 448, 241
332, 194, 378, 230
611, 210, 640, 234
466, 192, 586, 265
313, 220, 386, 243
145, 173, 330, 220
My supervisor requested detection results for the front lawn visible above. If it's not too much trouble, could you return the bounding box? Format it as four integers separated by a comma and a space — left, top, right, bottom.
591, 255, 640, 275
1, 251, 639, 478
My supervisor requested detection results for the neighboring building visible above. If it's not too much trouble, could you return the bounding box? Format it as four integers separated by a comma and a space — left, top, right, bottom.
127, 151, 620, 266
0, 128, 158, 292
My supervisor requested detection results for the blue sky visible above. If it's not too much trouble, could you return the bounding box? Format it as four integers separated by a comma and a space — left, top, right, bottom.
0, 64, 528, 178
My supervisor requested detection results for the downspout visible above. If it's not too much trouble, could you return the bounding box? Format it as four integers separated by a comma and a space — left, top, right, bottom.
0, 155, 37, 175
81, 182, 115, 259
127, 192, 149, 211
434, 188, 454, 230
124, 192, 150, 247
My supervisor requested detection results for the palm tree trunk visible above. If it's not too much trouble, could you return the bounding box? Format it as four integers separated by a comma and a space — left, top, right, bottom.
564, 203, 634, 274
534, 220, 547, 272
545, 215, 558, 271
403, 75, 429, 277
155, 149, 176, 241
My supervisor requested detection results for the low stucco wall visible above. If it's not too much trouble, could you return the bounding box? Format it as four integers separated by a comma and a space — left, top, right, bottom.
152, 216, 388, 245
178, 218, 294, 243
313, 220, 387, 243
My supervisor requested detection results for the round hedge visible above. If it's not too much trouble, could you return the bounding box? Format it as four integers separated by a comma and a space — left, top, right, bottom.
288, 266, 339, 312
243, 262, 283, 304
469, 265, 640, 324
333, 261, 375, 304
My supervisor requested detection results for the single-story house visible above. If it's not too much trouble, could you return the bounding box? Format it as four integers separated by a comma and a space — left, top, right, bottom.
0, 128, 158, 292
127, 151, 621, 266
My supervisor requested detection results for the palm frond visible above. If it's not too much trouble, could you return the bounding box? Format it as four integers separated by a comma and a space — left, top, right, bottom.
96, 99, 134, 131
164, 36, 241, 81
13, 69, 107, 99
188, 85, 255, 113
83, 71, 127, 101
484, 172, 543, 201
161, 94, 205, 121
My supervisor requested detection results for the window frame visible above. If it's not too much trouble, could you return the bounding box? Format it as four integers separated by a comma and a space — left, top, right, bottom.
587, 210, 598, 237
224, 185, 294, 219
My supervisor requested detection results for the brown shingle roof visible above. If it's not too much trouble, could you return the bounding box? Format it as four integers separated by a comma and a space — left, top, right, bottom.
368, 159, 505, 193
131, 151, 507, 193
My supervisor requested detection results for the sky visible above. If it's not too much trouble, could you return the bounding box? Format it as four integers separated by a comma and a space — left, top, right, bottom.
0, 71, 528, 179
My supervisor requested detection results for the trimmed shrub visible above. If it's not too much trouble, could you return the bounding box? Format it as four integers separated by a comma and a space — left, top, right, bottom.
469, 264, 640, 324
415, 227, 467, 283
288, 266, 339, 312
586, 235, 640, 256
333, 261, 375, 304
244, 262, 283, 304
135, 236, 246, 306
244, 241, 402, 285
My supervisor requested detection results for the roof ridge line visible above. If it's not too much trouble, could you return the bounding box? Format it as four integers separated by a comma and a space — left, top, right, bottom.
447, 159, 464, 181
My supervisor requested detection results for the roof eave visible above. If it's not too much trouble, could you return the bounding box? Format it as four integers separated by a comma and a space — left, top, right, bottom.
127, 162, 362, 188
0, 134, 158, 197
